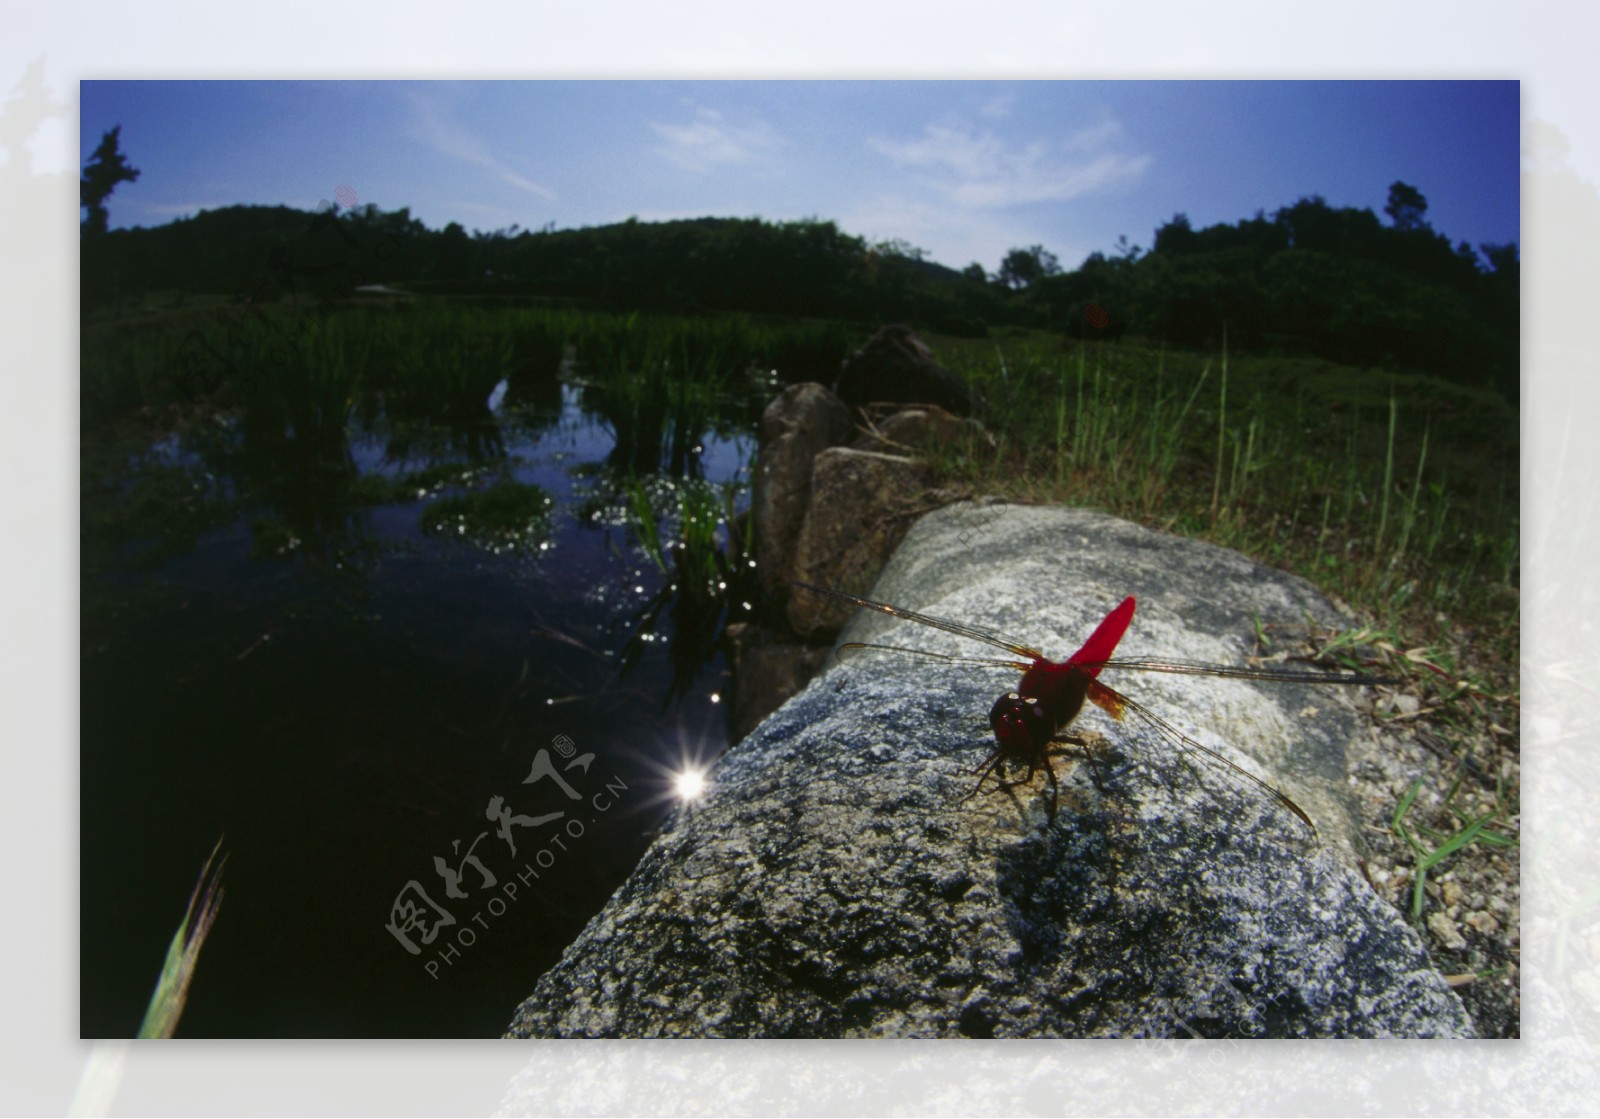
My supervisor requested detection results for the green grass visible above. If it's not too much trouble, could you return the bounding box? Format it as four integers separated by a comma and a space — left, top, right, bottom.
569, 309, 856, 470
80, 298, 852, 586
382, 305, 515, 423
625, 472, 755, 600
81, 453, 234, 572
1390, 777, 1517, 920
80, 300, 1516, 669
420, 479, 555, 551
82, 299, 856, 448
933, 330, 1518, 644
138, 838, 227, 1038
68, 840, 227, 1108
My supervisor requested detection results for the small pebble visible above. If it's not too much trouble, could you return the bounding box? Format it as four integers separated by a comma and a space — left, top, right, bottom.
1428, 911, 1468, 951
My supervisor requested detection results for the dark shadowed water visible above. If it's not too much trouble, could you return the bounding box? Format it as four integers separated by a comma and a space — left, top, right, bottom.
81, 376, 755, 1037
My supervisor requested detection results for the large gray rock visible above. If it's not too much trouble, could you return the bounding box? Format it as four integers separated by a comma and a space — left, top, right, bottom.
505, 504, 1472, 1038
786, 446, 934, 636
751, 383, 852, 601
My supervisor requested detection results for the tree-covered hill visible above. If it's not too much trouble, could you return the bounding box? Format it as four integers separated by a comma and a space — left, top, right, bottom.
81, 186, 1517, 397
1017, 190, 1517, 397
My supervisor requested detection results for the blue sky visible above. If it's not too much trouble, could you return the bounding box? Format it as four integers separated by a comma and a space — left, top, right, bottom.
80, 80, 1519, 274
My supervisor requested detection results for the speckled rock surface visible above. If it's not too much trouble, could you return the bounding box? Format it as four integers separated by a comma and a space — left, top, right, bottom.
505, 503, 1472, 1038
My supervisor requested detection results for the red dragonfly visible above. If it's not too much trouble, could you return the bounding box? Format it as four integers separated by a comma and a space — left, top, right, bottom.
795, 582, 1395, 840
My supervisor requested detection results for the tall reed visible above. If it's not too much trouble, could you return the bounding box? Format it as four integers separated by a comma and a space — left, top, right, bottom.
933, 330, 1518, 636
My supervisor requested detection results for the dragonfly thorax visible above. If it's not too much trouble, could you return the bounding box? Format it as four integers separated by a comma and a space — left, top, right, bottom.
1017, 662, 1096, 737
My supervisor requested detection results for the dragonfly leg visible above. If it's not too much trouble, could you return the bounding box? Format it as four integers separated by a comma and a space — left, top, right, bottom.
962, 749, 1005, 802
964, 752, 1060, 824
994, 757, 1037, 794
967, 754, 1037, 798
996, 758, 1060, 824
1048, 733, 1106, 791
995, 758, 1060, 814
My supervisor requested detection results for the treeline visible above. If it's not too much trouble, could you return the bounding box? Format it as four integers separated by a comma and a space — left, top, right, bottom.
82, 189, 1517, 396
81, 205, 1009, 337
1013, 193, 1518, 397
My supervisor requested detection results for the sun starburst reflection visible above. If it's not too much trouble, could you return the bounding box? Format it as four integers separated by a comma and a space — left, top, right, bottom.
673, 767, 708, 802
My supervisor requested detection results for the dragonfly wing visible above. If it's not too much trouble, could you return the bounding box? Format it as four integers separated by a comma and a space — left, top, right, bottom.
1089, 657, 1397, 687
838, 642, 1032, 673
1085, 680, 1318, 840
795, 582, 1045, 660
1085, 678, 1126, 720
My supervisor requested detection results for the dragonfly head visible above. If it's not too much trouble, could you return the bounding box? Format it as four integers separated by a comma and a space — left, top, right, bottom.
989, 691, 1051, 759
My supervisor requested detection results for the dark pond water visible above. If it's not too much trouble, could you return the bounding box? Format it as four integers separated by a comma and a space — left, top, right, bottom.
81, 371, 758, 1038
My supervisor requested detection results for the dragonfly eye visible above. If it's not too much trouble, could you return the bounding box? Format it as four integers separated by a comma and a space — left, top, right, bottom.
989, 692, 1051, 755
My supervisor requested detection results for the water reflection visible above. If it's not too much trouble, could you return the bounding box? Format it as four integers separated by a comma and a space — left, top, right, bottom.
80, 326, 767, 1037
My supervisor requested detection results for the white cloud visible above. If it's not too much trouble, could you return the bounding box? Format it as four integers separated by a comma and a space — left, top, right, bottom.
868, 119, 1149, 209
839, 195, 1098, 275
1060, 117, 1126, 152
404, 89, 556, 201
978, 94, 1016, 119
651, 108, 780, 173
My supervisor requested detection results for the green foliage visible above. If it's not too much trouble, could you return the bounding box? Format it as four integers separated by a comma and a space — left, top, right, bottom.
348, 460, 493, 505
997, 244, 1062, 289
1385, 180, 1430, 231
387, 306, 515, 423
1018, 195, 1517, 396
137, 839, 226, 1039
616, 464, 759, 705
81, 202, 418, 310
81, 446, 234, 572
933, 331, 1518, 634
82, 184, 1516, 397
225, 311, 367, 485
564, 308, 858, 472
82, 314, 204, 423
81, 295, 1517, 652
624, 473, 751, 598
81, 300, 856, 484
1391, 778, 1515, 921
420, 480, 555, 551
